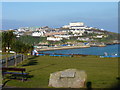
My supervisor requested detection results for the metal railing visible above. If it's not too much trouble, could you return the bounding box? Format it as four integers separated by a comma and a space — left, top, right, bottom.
1, 54, 31, 67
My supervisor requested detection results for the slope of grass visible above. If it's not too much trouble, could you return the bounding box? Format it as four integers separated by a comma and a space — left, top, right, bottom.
4, 55, 118, 88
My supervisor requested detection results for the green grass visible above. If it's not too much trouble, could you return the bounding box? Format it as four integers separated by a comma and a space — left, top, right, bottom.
3, 55, 118, 88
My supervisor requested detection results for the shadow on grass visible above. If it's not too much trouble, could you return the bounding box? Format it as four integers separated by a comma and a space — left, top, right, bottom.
2, 80, 10, 88
28, 63, 56, 73
2, 74, 34, 88
22, 56, 39, 66
10, 74, 34, 81
86, 81, 92, 89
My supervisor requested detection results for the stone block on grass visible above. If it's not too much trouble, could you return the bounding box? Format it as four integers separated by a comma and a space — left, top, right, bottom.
48, 69, 87, 88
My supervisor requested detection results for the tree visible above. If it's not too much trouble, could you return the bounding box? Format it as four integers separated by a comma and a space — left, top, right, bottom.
2, 31, 7, 52
11, 40, 33, 66
2, 31, 34, 66
11, 40, 24, 53
2, 31, 16, 67
2, 30, 16, 52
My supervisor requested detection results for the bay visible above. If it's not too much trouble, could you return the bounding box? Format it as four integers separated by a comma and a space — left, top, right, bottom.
39, 44, 119, 56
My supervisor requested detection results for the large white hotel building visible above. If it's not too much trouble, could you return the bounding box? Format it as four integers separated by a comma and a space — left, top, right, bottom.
62, 22, 87, 29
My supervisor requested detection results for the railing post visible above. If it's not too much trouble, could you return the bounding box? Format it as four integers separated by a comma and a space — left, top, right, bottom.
21, 54, 23, 64
23, 54, 24, 61
14, 53, 17, 66
5, 54, 8, 67
21, 54, 23, 61
5, 58, 8, 67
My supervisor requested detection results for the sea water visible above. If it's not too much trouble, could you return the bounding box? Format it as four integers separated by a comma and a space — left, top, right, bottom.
39, 44, 119, 56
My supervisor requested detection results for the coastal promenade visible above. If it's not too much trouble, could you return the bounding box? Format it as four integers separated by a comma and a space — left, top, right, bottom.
36, 45, 90, 51
36, 42, 120, 52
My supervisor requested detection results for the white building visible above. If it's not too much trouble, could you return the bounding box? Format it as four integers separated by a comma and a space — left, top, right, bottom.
86, 30, 93, 34
73, 34, 83, 36
70, 26, 86, 29
18, 28, 25, 32
18, 27, 29, 32
77, 37, 94, 41
94, 31, 104, 34
70, 29, 85, 36
62, 22, 86, 29
32, 31, 44, 37
62, 25, 70, 28
69, 22, 84, 26
70, 29, 85, 34
47, 37, 63, 41
54, 34, 73, 39
18, 32, 24, 36
13, 31, 19, 35
93, 35, 104, 38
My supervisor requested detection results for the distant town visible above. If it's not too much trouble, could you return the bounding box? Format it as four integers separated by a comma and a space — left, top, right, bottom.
1, 22, 120, 51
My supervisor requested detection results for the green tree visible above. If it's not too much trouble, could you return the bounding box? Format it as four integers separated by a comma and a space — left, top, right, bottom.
11, 40, 24, 53
18, 35, 47, 45
11, 40, 33, 66
2, 31, 16, 67
2, 30, 16, 52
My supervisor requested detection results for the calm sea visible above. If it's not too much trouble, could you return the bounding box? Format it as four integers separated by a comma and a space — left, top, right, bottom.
39, 44, 119, 56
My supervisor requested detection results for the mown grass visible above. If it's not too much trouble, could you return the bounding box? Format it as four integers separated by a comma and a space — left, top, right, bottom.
3, 55, 118, 88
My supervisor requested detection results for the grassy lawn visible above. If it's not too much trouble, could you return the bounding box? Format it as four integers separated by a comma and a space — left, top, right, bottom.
3, 55, 118, 88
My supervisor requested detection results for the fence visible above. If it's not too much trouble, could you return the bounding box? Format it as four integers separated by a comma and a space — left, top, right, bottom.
1, 54, 31, 67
